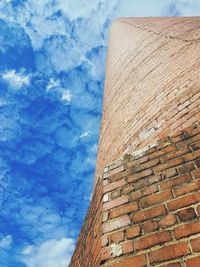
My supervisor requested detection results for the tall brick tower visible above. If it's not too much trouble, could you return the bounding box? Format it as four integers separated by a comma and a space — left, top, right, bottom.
69, 17, 200, 267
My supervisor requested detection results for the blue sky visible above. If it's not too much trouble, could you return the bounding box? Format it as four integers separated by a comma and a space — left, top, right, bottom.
0, 0, 199, 266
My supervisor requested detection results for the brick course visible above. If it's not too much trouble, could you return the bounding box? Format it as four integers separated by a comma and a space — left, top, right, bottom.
70, 123, 200, 266
69, 17, 200, 267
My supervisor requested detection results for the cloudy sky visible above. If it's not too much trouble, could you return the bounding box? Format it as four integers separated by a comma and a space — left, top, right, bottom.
0, 0, 199, 266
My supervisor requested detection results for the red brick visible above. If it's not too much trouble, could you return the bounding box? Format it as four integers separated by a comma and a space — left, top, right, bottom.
135, 231, 172, 250
122, 184, 134, 194
185, 256, 200, 267
174, 221, 200, 239
103, 179, 126, 193
103, 212, 109, 222
159, 214, 177, 229
110, 231, 125, 243
160, 173, 191, 190
103, 215, 130, 234
191, 168, 200, 179
101, 246, 111, 261
130, 184, 158, 201
109, 254, 146, 267
142, 221, 159, 233
128, 169, 153, 183
111, 189, 121, 199
131, 205, 166, 223
104, 165, 125, 178
184, 149, 200, 161
173, 179, 200, 196
149, 242, 189, 264
164, 167, 178, 178
141, 190, 173, 208
138, 158, 160, 170
110, 202, 139, 219
126, 155, 149, 168
190, 236, 200, 252
103, 195, 129, 212
149, 145, 176, 159
121, 240, 134, 254
102, 235, 109, 247
167, 191, 200, 211
177, 162, 195, 174
161, 147, 190, 163
154, 157, 185, 173
126, 226, 141, 239
177, 208, 197, 221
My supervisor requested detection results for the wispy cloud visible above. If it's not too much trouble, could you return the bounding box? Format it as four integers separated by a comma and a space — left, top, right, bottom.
0, 235, 12, 249
0, 1, 199, 267
2, 69, 30, 88
22, 238, 75, 267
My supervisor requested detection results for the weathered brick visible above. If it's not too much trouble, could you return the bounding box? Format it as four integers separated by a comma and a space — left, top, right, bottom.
159, 214, 177, 229
135, 231, 172, 250
103, 179, 126, 193
111, 189, 121, 199
110, 231, 125, 243
102, 235, 109, 247
177, 162, 195, 174
141, 190, 173, 208
103, 215, 131, 234
133, 175, 161, 190
110, 202, 139, 219
142, 221, 159, 233
161, 147, 190, 163
103, 195, 129, 212
185, 256, 200, 267
121, 240, 134, 254
160, 173, 191, 190
103, 212, 109, 222
149, 242, 189, 264
126, 155, 149, 168
164, 167, 178, 178
126, 225, 141, 239
190, 236, 200, 252
177, 208, 197, 221
174, 221, 200, 239
191, 168, 200, 179
131, 205, 166, 223
130, 184, 158, 201
195, 159, 200, 168
149, 145, 176, 159
154, 157, 185, 173
167, 191, 200, 211
184, 149, 200, 161
109, 254, 146, 267
104, 165, 125, 179
173, 179, 200, 196
128, 169, 153, 183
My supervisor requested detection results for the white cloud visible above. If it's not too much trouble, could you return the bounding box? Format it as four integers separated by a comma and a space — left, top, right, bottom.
46, 78, 60, 91
79, 131, 90, 138
2, 69, 30, 89
61, 89, 72, 104
22, 237, 75, 267
0, 235, 13, 249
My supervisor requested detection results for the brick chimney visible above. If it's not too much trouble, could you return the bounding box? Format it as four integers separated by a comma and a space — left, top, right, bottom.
69, 17, 200, 267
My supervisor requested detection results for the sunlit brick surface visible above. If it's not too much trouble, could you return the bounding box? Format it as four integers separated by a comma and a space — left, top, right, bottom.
69, 18, 200, 267
95, 17, 200, 184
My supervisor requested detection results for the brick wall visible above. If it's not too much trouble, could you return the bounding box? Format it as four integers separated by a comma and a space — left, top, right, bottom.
69, 177, 103, 267
70, 123, 200, 266
69, 17, 200, 267
95, 17, 200, 184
